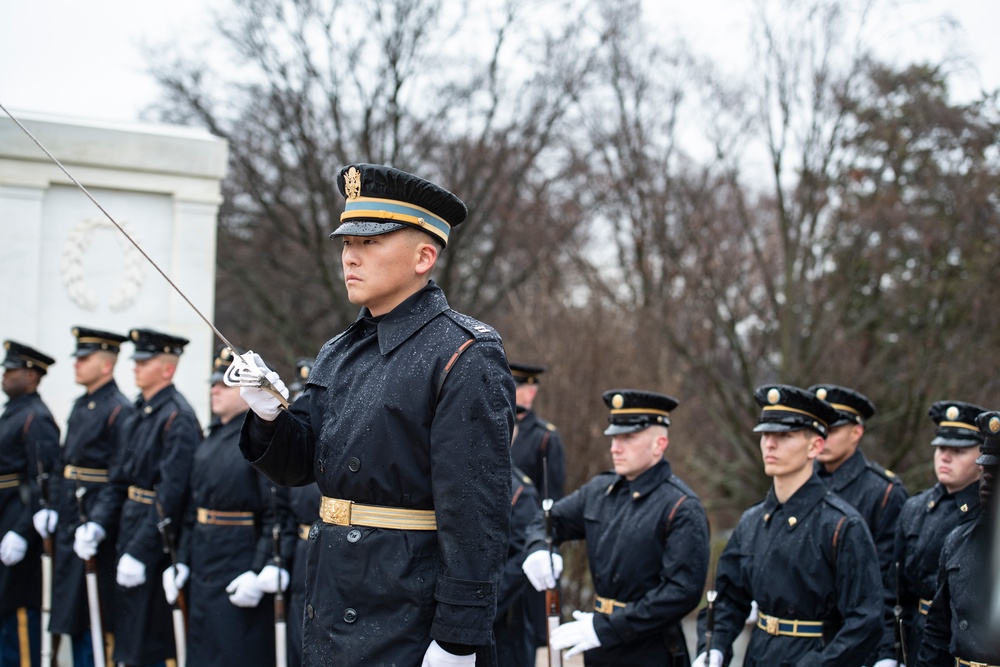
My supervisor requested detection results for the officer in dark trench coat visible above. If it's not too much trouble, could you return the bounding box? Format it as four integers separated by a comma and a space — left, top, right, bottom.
236, 163, 516, 667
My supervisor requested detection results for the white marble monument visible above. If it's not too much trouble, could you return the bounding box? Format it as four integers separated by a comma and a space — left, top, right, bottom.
0, 110, 228, 427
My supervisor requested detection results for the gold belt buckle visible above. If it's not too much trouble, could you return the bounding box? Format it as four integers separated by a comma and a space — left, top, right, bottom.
595, 598, 608, 614
329, 498, 353, 526
765, 615, 780, 636
969, 662, 987, 667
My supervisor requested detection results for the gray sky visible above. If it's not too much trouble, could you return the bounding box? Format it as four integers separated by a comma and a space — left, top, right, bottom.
1, 0, 998, 123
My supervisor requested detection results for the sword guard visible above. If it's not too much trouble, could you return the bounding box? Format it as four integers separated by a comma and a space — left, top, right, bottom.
223, 350, 290, 409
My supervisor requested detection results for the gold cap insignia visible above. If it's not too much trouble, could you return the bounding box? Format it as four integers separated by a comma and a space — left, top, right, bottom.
946, 406, 959, 421
816, 388, 828, 400
344, 166, 362, 200
300, 366, 309, 379
767, 388, 781, 405
131, 330, 139, 341
220, 349, 232, 361
3, 342, 9, 350
990, 416, 1000, 434
72, 328, 80, 337
612, 394, 625, 409
960, 503, 969, 513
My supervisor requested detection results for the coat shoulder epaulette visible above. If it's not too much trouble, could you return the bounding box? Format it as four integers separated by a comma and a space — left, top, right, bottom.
666, 474, 700, 501
822, 491, 857, 517
443, 310, 502, 343
864, 459, 901, 485
512, 465, 534, 486
545, 421, 558, 432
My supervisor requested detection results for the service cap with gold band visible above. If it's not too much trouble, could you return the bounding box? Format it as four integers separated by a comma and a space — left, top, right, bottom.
601, 389, 678, 436
975, 411, 1000, 466
330, 163, 468, 247
71, 326, 129, 357
210, 347, 237, 383
807, 384, 875, 427
509, 362, 546, 386
128, 328, 189, 361
752, 383, 839, 438
928, 400, 987, 448
2, 340, 55, 375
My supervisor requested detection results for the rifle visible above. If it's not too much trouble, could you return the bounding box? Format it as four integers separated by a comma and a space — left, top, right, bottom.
269, 486, 288, 667
703, 535, 719, 660
542, 458, 562, 667
75, 485, 107, 667
894, 561, 906, 666
154, 496, 187, 667
35, 441, 55, 667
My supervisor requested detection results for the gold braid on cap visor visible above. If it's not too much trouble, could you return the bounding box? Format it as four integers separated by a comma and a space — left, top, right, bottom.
342, 196, 450, 244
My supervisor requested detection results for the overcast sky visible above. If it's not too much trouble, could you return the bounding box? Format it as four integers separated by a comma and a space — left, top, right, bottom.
2, 0, 998, 124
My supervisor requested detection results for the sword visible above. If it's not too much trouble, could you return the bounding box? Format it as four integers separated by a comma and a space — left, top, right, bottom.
154, 496, 187, 667
35, 443, 55, 667
75, 486, 107, 667
269, 487, 288, 667
0, 103, 287, 409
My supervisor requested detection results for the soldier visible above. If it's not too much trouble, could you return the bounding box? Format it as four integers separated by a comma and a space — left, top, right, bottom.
916, 410, 1000, 666
509, 362, 566, 502
0, 341, 60, 667
522, 389, 709, 666
75, 328, 201, 667
235, 163, 516, 666
284, 357, 319, 667
38, 327, 134, 666
884, 400, 985, 665
161, 348, 294, 666
694, 384, 883, 667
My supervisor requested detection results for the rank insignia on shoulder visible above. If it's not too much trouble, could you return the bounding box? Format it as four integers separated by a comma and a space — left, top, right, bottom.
885, 469, 896, 478
546, 423, 557, 431
474, 325, 491, 333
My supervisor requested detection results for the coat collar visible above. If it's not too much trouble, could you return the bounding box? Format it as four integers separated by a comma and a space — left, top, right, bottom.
815, 447, 867, 489
348, 281, 450, 356
761, 473, 828, 531
606, 458, 673, 500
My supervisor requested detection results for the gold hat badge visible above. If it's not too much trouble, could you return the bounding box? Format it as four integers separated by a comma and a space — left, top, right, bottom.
344, 166, 362, 200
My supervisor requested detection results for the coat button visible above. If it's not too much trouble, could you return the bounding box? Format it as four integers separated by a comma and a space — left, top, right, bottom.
475, 589, 485, 599
343, 608, 357, 623
306, 604, 315, 619
959, 619, 968, 630
348, 457, 361, 472
347, 529, 362, 543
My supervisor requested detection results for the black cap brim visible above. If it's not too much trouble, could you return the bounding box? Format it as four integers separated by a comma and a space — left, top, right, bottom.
330, 221, 408, 239
753, 422, 802, 433
976, 453, 999, 466
931, 436, 981, 447
1, 360, 22, 369
604, 423, 649, 436
131, 351, 158, 361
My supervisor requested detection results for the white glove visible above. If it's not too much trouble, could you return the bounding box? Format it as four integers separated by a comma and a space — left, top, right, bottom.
550, 610, 600, 658
33, 509, 59, 538
0, 531, 28, 566
692, 649, 724, 667
226, 570, 265, 608
73, 522, 106, 560
256, 564, 290, 593
872, 660, 904, 667
420, 640, 476, 666
116, 553, 147, 587
744, 599, 759, 625
162, 563, 190, 604
237, 353, 289, 422
522, 549, 563, 592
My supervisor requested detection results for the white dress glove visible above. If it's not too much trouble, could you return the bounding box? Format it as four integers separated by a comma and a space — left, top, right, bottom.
116, 553, 147, 588
256, 564, 290, 593
236, 353, 289, 422
33, 509, 59, 538
420, 640, 476, 666
872, 660, 904, 667
745, 599, 759, 625
162, 563, 190, 604
226, 570, 265, 608
0, 531, 28, 566
692, 649, 724, 667
73, 522, 106, 560
550, 610, 600, 658
522, 550, 563, 592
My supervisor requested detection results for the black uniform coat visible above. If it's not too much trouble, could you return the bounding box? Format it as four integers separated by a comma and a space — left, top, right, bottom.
916, 513, 999, 665
511, 409, 565, 503
178, 411, 294, 667
696, 474, 883, 667
240, 283, 516, 667
486, 467, 539, 667
0, 392, 59, 614
49, 378, 133, 635
525, 459, 709, 667
888, 480, 979, 663
286, 482, 321, 667
89, 383, 201, 665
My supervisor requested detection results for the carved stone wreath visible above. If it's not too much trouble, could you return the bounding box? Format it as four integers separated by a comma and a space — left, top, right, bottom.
61, 217, 145, 312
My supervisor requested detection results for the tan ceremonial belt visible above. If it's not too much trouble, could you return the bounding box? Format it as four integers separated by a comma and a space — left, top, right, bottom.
298, 523, 312, 541
0, 473, 19, 489
64, 465, 110, 483
757, 612, 824, 637
197, 508, 254, 526
919, 598, 932, 615
594, 595, 627, 614
319, 496, 437, 531
127, 485, 156, 504
956, 659, 999, 667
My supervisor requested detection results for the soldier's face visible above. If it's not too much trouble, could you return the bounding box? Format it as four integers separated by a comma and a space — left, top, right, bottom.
1, 367, 34, 398
340, 230, 437, 316
816, 423, 862, 468
934, 445, 981, 493
210, 382, 247, 424
74, 351, 111, 388
760, 429, 822, 478
133, 355, 176, 392
609, 427, 667, 480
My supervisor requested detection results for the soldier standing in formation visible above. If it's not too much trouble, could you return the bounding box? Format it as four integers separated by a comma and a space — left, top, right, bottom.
0, 341, 59, 667
161, 348, 294, 666
695, 384, 883, 667
236, 163, 515, 666
807, 383, 908, 667
41, 327, 134, 666
886, 400, 985, 664
76, 328, 201, 667
523, 389, 709, 666
916, 409, 1000, 666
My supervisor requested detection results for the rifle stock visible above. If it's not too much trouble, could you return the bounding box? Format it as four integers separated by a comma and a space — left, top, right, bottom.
154, 496, 187, 667
270, 487, 288, 667
76, 485, 107, 667
36, 442, 55, 667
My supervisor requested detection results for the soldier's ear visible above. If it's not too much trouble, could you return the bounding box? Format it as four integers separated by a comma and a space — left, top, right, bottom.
414, 239, 438, 276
